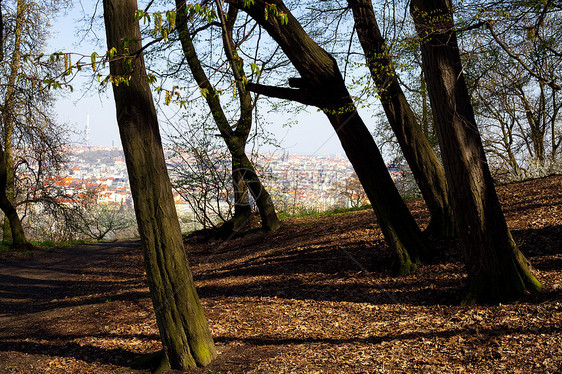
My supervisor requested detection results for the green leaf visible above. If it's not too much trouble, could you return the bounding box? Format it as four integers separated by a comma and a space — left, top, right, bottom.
108, 47, 117, 59
134, 9, 143, 22
125, 58, 133, 72
243, 0, 254, 8
166, 11, 176, 30
91, 52, 99, 71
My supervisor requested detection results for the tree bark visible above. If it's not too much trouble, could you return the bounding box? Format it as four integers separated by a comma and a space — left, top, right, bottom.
232, 0, 431, 273
410, 0, 541, 304
0, 146, 26, 246
1, 0, 27, 245
230, 157, 252, 231
176, 0, 280, 232
103, 0, 216, 368
235, 151, 280, 232
348, 0, 454, 239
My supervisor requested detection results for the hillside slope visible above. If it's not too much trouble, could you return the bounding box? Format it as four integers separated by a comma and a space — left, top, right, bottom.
0, 175, 560, 373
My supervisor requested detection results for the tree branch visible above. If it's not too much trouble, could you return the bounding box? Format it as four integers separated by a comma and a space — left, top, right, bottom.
245, 82, 318, 106
486, 21, 561, 90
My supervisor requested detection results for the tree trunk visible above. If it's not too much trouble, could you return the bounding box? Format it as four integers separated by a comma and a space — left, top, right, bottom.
176, 0, 280, 232
410, 0, 541, 304
235, 151, 280, 232
348, 0, 454, 239
0, 146, 26, 246
325, 110, 430, 273
103, 0, 216, 368
230, 157, 252, 231
1, 0, 26, 245
234, 0, 431, 273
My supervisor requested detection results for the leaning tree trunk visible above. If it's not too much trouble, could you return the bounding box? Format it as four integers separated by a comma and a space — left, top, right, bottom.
349, 0, 454, 239
176, 0, 280, 232
410, 0, 541, 304
234, 0, 431, 273
103, 0, 216, 369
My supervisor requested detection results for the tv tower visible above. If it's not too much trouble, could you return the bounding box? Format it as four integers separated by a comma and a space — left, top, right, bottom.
85, 110, 91, 147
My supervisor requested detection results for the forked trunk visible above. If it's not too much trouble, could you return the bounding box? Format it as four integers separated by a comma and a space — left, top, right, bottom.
103, 0, 216, 368
411, 0, 541, 304
236, 152, 281, 232
176, 0, 280, 233
230, 158, 252, 231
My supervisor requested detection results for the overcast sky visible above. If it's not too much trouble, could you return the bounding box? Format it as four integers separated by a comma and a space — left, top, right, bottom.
48, 1, 382, 157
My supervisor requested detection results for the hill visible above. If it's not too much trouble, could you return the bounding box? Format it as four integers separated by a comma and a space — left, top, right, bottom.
0, 175, 561, 373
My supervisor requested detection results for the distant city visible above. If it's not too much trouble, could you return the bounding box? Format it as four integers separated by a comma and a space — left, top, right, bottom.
62, 145, 408, 213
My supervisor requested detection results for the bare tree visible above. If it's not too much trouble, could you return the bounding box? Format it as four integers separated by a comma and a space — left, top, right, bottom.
0, 0, 70, 246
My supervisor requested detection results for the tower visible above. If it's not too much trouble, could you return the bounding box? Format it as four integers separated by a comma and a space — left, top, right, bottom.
85, 110, 91, 147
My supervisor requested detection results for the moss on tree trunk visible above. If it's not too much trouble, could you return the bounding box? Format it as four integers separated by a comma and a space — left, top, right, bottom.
103, 0, 216, 368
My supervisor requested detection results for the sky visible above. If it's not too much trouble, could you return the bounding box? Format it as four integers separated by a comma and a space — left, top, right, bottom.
47, 2, 380, 157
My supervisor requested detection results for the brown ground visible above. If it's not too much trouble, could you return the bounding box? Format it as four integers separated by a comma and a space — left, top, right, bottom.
0, 175, 561, 373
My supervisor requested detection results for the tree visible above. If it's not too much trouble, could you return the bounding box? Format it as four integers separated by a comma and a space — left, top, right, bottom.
0, 0, 69, 246
232, 0, 431, 274
170, 125, 240, 231
462, 10, 562, 179
410, 0, 541, 304
329, 172, 368, 209
348, 0, 454, 238
67, 191, 137, 240
175, 0, 280, 232
0, 0, 27, 245
103, 0, 216, 369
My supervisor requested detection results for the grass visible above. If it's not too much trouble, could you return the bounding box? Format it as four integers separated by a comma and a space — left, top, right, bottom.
278, 204, 372, 220
0, 242, 10, 253
30, 239, 92, 250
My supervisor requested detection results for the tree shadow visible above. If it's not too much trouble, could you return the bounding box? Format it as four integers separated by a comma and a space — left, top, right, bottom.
190, 223, 561, 306
512, 225, 562, 259
0, 241, 148, 316
0, 273, 148, 317
3, 323, 559, 372
213, 324, 562, 346
0, 340, 146, 370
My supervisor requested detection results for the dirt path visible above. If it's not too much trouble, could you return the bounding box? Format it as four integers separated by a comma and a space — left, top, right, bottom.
0, 241, 139, 317
0, 240, 155, 373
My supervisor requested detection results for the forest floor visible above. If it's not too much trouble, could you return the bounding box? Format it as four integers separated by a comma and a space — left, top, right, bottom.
0, 175, 561, 373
